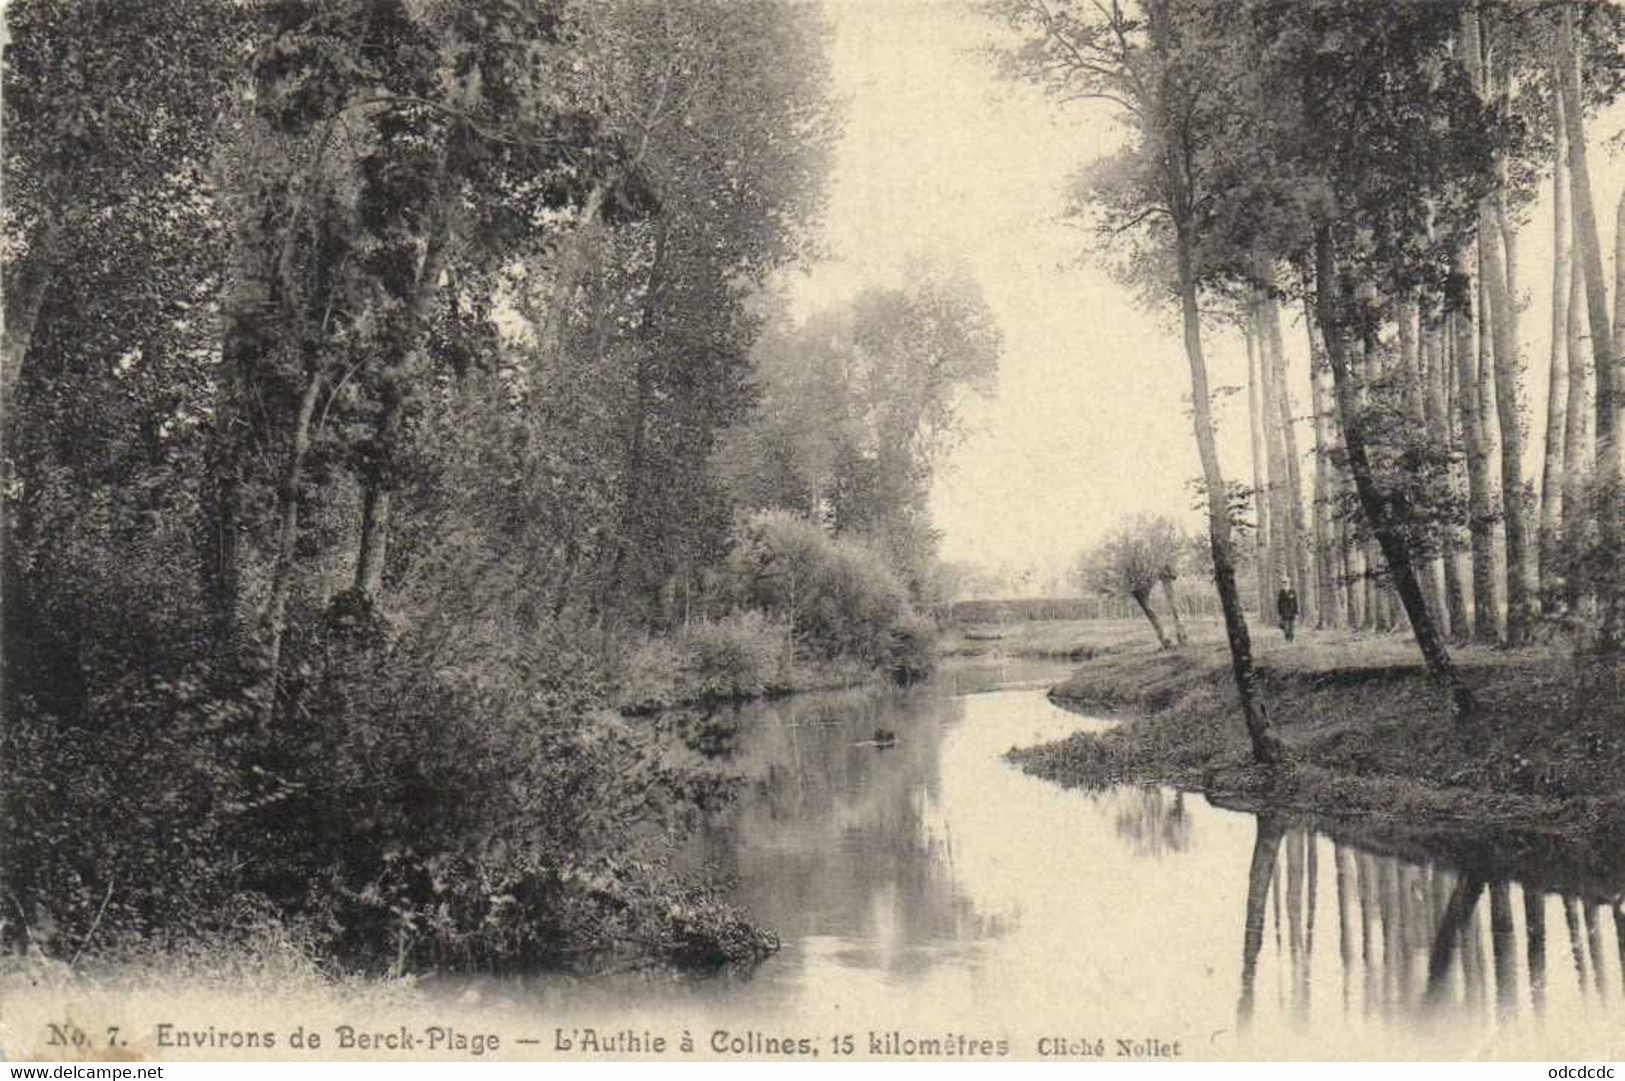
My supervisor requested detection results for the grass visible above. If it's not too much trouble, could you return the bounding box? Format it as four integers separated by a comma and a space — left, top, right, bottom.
1013, 624, 1625, 893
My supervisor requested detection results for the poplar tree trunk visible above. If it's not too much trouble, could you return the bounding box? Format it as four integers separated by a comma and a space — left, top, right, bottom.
1315, 228, 1473, 720
1401, 295, 1446, 631
1357, 328, 1386, 632
1563, 246, 1593, 615
1246, 314, 1274, 618
1424, 305, 1469, 641
1263, 286, 1313, 626
1539, 82, 1572, 606
1477, 243, 1508, 640
1305, 301, 1343, 628
1457, 251, 1502, 644
1260, 292, 1296, 611
1174, 215, 1281, 763
1480, 209, 1537, 644
1557, 7, 1622, 655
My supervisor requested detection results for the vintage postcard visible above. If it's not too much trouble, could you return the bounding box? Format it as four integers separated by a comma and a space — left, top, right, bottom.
2, 0, 1623, 1066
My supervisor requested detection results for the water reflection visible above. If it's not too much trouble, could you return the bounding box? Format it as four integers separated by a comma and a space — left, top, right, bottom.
1115, 788, 1192, 856
456, 665, 1623, 1057
1230, 815, 1622, 1041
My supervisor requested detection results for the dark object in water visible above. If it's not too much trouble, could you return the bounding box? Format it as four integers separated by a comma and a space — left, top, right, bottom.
871, 727, 897, 748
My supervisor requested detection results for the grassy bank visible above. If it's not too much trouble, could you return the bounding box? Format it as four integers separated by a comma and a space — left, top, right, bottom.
1013, 627, 1625, 891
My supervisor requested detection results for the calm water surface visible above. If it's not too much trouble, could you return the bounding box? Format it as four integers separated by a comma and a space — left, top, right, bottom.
465, 658, 1625, 1059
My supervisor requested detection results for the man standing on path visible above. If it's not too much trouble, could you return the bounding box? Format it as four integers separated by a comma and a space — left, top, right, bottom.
1277, 584, 1299, 643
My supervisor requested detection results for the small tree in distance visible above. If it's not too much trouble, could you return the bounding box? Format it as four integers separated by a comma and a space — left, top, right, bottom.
1073, 513, 1193, 650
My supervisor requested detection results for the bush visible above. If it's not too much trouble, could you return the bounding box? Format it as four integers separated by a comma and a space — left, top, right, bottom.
886, 611, 938, 682
678, 611, 784, 701
1, 666, 260, 955
730, 510, 925, 669
248, 605, 755, 972
617, 637, 687, 714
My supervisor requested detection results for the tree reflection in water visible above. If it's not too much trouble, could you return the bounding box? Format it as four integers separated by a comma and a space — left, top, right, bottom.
1114, 787, 1193, 856
1223, 816, 1624, 1036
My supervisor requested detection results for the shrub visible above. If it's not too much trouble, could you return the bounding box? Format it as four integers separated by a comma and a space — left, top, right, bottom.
1, 665, 259, 954
678, 611, 784, 701
617, 637, 687, 714
886, 611, 938, 682
251, 607, 754, 972
729, 510, 923, 669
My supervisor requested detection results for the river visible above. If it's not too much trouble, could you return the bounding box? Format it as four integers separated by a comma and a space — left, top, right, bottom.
461, 658, 1625, 1059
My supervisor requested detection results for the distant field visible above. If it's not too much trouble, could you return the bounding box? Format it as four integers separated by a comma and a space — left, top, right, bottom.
938, 617, 1227, 659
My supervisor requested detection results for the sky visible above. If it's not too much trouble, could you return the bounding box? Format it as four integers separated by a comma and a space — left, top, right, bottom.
781, 0, 1625, 592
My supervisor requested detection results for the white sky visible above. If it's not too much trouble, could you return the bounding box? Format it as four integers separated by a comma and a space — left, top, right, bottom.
782, 0, 1625, 589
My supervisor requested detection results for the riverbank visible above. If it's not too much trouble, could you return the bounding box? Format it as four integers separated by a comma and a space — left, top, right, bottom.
1012, 628, 1625, 891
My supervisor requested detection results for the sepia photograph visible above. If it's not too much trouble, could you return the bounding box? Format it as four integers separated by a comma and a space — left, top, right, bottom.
1, 0, 1623, 1066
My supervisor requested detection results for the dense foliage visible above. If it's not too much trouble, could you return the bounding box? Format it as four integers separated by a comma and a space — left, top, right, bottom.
0, 0, 991, 975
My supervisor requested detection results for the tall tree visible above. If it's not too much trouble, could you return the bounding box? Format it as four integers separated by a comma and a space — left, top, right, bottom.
1304, 299, 1344, 628
1246, 314, 1276, 617
1268, 0, 1487, 716
1462, 9, 1537, 645
987, 0, 1283, 761
1539, 71, 1572, 606
1260, 284, 1312, 625
1456, 250, 1503, 644
1556, 5, 1622, 657
578, 0, 839, 622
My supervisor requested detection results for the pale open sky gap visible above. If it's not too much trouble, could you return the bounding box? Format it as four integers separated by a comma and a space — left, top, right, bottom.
780, 0, 1625, 591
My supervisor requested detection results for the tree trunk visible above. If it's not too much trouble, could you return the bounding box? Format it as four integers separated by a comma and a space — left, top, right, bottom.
1540, 81, 1572, 607
1, 216, 61, 401
1260, 293, 1295, 614
1480, 207, 1537, 644
1441, 319, 1473, 642
1263, 284, 1313, 626
352, 173, 453, 600
1174, 217, 1281, 764
1357, 328, 1386, 633
1425, 303, 1468, 641
1342, 519, 1363, 630
1456, 251, 1502, 644
1133, 589, 1173, 651
1315, 228, 1474, 720
1306, 301, 1343, 628
1562, 219, 1594, 614
262, 364, 326, 727
1477, 246, 1508, 639
1557, 7, 1621, 655
1160, 578, 1189, 646
602, 217, 671, 617
354, 486, 389, 597
1610, 188, 1625, 649
1401, 295, 1447, 633
1246, 314, 1275, 618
